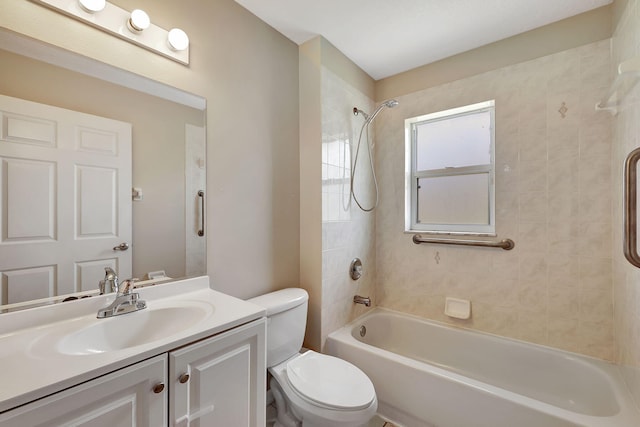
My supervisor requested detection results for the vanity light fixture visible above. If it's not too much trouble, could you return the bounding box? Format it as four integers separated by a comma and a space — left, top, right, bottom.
128, 9, 150, 32
168, 28, 189, 51
30, 0, 190, 65
78, 0, 105, 13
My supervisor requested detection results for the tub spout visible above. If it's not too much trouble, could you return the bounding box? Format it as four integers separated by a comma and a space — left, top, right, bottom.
354, 295, 371, 307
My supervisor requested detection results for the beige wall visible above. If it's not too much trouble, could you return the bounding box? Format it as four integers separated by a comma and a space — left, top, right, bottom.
612, 0, 640, 408
299, 38, 324, 351
614, 0, 632, 26
0, 49, 203, 280
0, 0, 301, 299
376, 6, 613, 101
374, 39, 614, 361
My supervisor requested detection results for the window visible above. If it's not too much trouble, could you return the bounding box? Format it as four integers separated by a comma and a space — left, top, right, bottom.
405, 100, 495, 234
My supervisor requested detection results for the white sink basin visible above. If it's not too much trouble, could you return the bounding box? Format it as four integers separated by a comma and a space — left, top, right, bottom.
1, 277, 267, 414
57, 300, 214, 355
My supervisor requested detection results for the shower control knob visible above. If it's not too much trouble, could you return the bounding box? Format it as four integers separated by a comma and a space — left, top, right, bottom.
350, 258, 363, 280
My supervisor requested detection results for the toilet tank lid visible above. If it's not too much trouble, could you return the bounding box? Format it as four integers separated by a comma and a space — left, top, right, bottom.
247, 288, 308, 316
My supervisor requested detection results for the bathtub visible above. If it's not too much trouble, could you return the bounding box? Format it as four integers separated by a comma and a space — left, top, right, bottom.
325, 308, 640, 427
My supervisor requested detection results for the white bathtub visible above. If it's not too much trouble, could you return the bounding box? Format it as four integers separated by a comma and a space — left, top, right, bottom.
325, 308, 640, 427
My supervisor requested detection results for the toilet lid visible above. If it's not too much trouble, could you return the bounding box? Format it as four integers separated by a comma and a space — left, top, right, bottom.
285, 351, 376, 410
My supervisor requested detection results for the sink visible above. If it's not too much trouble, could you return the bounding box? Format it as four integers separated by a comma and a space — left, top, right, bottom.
57, 301, 213, 355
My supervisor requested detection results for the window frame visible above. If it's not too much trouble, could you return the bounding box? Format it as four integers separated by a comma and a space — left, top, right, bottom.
404, 100, 496, 235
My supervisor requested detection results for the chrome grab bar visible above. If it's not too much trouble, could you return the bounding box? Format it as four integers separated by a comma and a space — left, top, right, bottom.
624, 147, 640, 268
197, 190, 205, 237
412, 235, 515, 250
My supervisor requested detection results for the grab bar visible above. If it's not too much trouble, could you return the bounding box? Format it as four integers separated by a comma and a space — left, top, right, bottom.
412, 235, 515, 250
624, 147, 640, 268
197, 190, 205, 237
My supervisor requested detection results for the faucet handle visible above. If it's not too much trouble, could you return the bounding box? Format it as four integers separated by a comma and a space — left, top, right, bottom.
119, 278, 141, 295
119, 279, 134, 295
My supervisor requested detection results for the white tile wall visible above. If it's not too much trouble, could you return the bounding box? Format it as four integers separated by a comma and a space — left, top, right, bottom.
612, 0, 640, 408
374, 39, 614, 360
320, 67, 375, 348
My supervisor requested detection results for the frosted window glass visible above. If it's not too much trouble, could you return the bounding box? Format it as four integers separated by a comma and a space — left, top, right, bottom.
405, 99, 495, 234
417, 174, 489, 225
416, 111, 491, 171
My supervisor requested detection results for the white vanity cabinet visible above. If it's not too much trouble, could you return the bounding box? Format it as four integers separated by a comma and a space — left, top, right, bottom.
0, 318, 266, 427
0, 355, 168, 426
170, 318, 266, 427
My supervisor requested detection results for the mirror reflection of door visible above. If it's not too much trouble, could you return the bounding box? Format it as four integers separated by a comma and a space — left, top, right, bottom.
0, 94, 132, 305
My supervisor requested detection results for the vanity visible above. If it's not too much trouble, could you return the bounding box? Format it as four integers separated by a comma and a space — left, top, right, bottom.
0, 276, 266, 426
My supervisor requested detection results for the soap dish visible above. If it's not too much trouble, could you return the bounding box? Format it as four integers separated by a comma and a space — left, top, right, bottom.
444, 297, 471, 320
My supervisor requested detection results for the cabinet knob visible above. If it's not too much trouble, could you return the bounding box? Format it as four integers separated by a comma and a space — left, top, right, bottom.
179, 373, 190, 384
152, 383, 165, 394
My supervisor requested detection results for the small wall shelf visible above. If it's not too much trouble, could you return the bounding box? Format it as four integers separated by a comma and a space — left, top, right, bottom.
596, 56, 640, 116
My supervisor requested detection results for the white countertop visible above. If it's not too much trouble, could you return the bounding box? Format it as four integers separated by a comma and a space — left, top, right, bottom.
0, 276, 265, 413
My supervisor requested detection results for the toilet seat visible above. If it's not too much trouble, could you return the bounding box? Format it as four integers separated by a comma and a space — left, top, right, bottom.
285, 351, 376, 410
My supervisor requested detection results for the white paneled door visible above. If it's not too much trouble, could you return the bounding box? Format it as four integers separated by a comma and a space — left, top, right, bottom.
0, 94, 132, 304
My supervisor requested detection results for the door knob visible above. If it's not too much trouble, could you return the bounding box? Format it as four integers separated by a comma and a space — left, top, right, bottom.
113, 242, 129, 251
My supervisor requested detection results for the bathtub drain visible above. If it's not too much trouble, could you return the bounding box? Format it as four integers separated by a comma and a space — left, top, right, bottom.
359, 325, 366, 337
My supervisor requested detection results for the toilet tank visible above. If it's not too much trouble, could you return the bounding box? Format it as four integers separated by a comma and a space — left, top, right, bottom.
248, 288, 308, 367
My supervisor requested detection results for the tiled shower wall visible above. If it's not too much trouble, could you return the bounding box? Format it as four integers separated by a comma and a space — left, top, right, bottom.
321, 66, 375, 347
375, 39, 614, 360
612, 0, 640, 407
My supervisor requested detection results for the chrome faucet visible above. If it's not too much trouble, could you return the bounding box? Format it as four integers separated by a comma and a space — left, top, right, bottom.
97, 275, 147, 318
99, 267, 119, 295
353, 295, 371, 307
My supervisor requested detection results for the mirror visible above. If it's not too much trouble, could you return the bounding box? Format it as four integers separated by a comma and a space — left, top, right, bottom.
0, 35, 206, 311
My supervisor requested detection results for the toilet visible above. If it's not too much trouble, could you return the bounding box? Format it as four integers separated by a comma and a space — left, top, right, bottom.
248, 288, 377, 427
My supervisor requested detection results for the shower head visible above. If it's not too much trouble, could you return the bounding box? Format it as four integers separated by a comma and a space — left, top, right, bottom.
353, 99, 398, 124
365, 99, 399, 124
383, 99, 399, 108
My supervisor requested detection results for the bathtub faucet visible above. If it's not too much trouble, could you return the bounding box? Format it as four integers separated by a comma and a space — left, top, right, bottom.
353, 295, 371, 307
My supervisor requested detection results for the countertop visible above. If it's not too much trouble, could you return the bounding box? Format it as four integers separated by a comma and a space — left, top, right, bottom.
0, 276, 265, 413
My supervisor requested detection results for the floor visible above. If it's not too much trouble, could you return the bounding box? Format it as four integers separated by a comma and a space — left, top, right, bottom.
266, 406, 400, 426
367, 415, 400, 427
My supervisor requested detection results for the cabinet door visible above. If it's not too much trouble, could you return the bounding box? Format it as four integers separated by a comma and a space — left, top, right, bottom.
0, 355, 167, 427
170, 319, 266, 427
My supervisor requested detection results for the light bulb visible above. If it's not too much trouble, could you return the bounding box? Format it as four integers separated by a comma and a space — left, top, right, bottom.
78, 0, 106, 13
128, 9, 150, 32
168, 28, 189, 51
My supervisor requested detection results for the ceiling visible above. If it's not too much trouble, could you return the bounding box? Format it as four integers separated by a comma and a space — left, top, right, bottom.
234, 0, 613, 80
